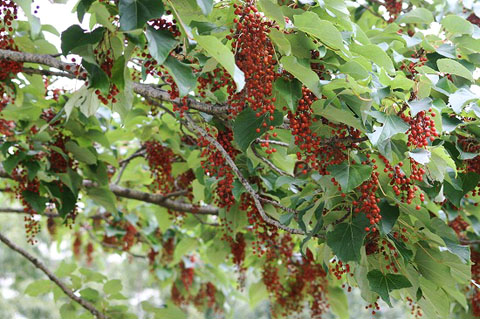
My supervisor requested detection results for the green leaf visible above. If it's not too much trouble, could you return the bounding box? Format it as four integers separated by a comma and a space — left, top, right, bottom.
55, 262, 77, 278
60, 25, 104, 55
397, 8, 433, 24
273, 78, 301, 111
3, 151, 26, 174
145, 26, 178, 66
269, 28, 291, 56
64, 86, 101, 119
441, 114, 462, 132
65, 141, 97, 165
163, 56, 197, 97
437, 58, 474, 82
249, 281, 269, 309
195, 0, 213, 16
280, 56, 321, 98
173, 237, 197, 264
25, 280, 52, 297
22, 190, 47, 213
104, 279, 123, 295
118, 0, 164, 31
294, 12, 344, 51
448, 88, 478, 113
351, 43, 395, 74
407, 98, 432, 117
87, 186, 117, 212
326, 214, 369, 262
378, 200, 399, 235
328, 287, 349, 319
442, 15, 473, 35
327, 162, 372, 193
367, 270, 412, 307
427, 146, 456, 182
193, 32, 245, 91
233, 108, 284, 152
408, 148, 431, 165
80, 288, 100, 302
414, 241, 453, 285
259, 0, 285, 29
367, 112, 410, 146
312, 100, 365, 132
82, 60, 110, 94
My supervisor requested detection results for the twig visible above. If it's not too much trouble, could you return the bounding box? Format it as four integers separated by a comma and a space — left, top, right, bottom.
258, 197, 298, 215
184, 113, 306, 235
0, 232, 108, 319
84, 227, 147, 259
250, 144, 293, 177
255, 139, 289, 147
115, 149, 146, 185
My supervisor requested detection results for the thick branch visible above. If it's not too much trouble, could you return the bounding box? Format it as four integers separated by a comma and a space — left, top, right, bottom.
0, 169, 217, 215
0, 232, 108, 319
0, 49, 227, 115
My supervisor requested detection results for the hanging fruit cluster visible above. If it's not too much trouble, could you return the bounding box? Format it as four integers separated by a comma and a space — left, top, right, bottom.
384, 0, 402, 22
199, 128, 239, 209
227, 3, 277, 122
145, 140, 175, 194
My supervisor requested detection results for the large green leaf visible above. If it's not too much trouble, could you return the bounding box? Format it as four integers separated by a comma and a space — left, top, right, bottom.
378, 200, 399, 235
233, 108, 284, 152
259, 0, 285, 28
437, 58, 474, 82
441, 15, 473, 35
65, 141, 97, 165
145, 27, 178, 65
273, 78, 302, 111
326, 215, 369, 262
367, 112, 410, 146
163, 56, 197, 97
351, 43, 395, 74
60, 25, 104, 55
195, 0, 213, 16
193, 33, 245, 91
294, 12, 344, 51
367, 270, 412, 307
397, 8, 433, 24
280, 56, 321, 97
118, 0, 164, 31
312, 100, 365, 132
326, 162, 372, 193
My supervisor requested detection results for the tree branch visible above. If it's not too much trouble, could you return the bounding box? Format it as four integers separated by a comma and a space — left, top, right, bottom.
0, 49, 227, 115
0, 232, 108, 319
184, 113, 305, 235
250, 144, 293, 177
0, 168, 218, 215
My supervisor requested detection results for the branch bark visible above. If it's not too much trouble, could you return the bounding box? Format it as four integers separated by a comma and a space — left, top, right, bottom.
0, 168, 218, 215
0, 232, 108, 319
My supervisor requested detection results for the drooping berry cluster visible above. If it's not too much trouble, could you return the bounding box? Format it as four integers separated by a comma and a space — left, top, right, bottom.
145, 140, 175, 194
384, 0, 402, 22
227, 3, 277, 123
288, 87, 362, 175
199, 128, 239, 209
0, 0, 22, 81
402, 109, 438, 148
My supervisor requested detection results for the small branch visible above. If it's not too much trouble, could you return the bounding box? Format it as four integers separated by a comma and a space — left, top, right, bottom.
115, 149, 146, 185
144, 97, 177, 118
460, 239, 480, 245
192, 214, 220, 227
258, 197, 297, 215
0, 232, 108, 319
255, 139, 289, 147
184, 114, 305, 235
250, 144, 293, 177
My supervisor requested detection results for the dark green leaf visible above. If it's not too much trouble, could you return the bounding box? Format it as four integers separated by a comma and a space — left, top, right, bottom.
367, 270, 412, 307
22, 190, 48, 213
273, 78, 302, 112
118, 0, 164, 31
326, 162, 372, 193
65, 140, 97, 165
280, 56, 321, 98
233, 108, 284, 152
378, 200, 399, 235
81, 60, 110, 94
326, 214, 369, 262
61, 25, 104, 55
145, 26, 178, 66
163, 56, 197, 97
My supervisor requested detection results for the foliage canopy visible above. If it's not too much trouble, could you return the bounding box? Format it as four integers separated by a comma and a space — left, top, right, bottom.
1, 0, 480, 318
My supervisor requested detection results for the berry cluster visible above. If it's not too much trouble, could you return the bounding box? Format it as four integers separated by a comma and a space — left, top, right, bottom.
48, 134, 72, 173
288, 87, 362, 175
384, 0, 402, 22
199, 128, 239, 209
402, 109, 438, 148
144, 140, 175, 194
0, 0, 22, 81
92, 48, 120, 104
227, 3, 277, 122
